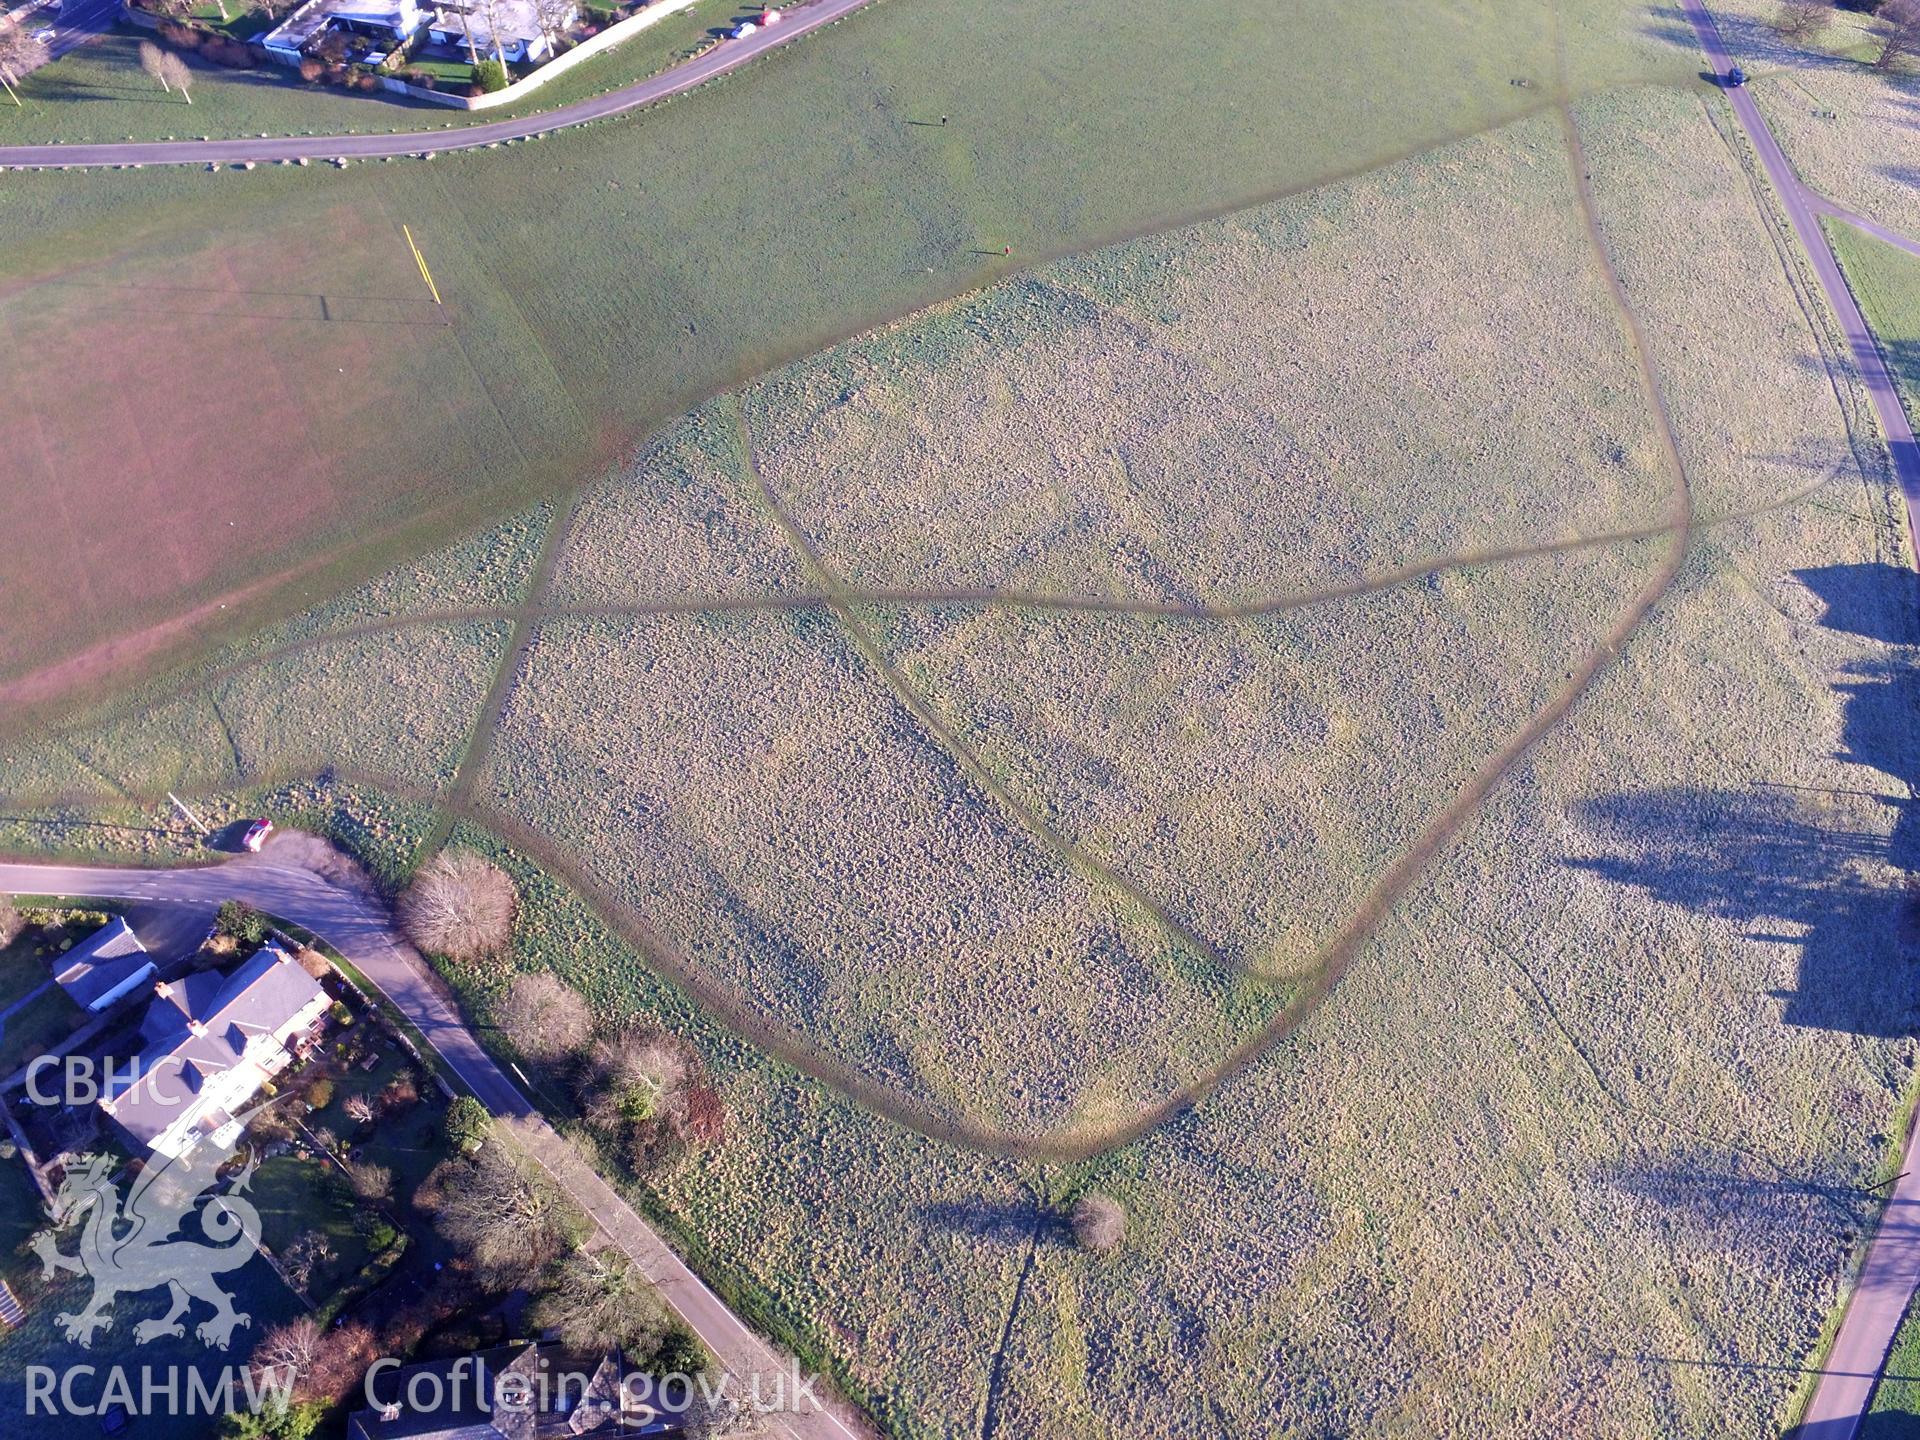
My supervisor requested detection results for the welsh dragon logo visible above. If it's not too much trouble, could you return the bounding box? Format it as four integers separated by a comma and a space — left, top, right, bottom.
30, 1109, 270, 1351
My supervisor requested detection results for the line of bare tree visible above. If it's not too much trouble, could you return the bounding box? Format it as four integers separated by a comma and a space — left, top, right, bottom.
138, 39, 196, 100
1775, 0, 1920, 68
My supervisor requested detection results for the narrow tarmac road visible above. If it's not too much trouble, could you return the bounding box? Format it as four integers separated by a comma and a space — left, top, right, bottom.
1677, 2, 1920, 1435
0, 851, 876, 1440
11, 0, 121, 73
0, 0, 875, 169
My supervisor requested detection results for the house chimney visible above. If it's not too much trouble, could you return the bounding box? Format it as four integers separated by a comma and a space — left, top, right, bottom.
187, 1019, 208, 1038
154, 980, 173, 999
380, 1403, 401, 1422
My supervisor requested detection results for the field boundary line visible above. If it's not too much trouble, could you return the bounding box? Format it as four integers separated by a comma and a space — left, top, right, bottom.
416, 496, 578, 861
27, 464, 1841, 764
724, 391, 1236, 975
0, 81, 1724, 737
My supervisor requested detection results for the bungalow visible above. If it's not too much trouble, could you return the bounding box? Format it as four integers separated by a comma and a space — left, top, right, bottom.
426, 0, 572, 64
264, 0, 428, 64
53, 916, 157, 1015
99, 945, 330, 1161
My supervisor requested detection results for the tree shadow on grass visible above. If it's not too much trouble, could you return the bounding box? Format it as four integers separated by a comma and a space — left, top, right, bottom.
24, 79, 182, 104
1568, 771, 1920, 1035
1861, 1412, 1920, 1438
918, 1198, 1068, 1248
1611, 1155, 1880, 1245
1567, 562, 1920, 1039
1642, 3, 1865, 74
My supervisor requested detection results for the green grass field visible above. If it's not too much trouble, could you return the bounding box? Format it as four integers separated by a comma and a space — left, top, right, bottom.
0, 0, 1704, 718
1831, 219, 1920, 418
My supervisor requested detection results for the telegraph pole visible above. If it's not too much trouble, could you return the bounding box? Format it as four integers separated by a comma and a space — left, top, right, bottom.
166, 792, 209, 835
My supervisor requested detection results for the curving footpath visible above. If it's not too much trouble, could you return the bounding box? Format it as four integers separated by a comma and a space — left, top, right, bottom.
1677, 2, 1920, 1436
0, 852, 876, 1440
0, 0, 876, 170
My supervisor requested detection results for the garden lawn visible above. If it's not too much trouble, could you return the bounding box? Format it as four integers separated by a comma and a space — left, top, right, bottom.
183, 1, 273, 38
0, 1251, 302, 1438
404, 57, 477, 86
251, 1151, 374, 1292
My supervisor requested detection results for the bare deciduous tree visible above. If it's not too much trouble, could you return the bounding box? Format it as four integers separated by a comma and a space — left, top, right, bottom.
685, 1391, 780, 1440
436, 1, 480, 62
343, 1158, 391, 1202
251, 1317, 376, 1404
398, 849, 517, 959
1070, 1192, 1126, 1253
474, 0, 510, 61
495, 972, 592, 1062
581, 1028, 687, 1133
1876, 0, 1920, 68
0, 896, 20, 948
280, 1230, 336, 1289
577, 1025, 727, 1166
530, 0, 572, 54
421, 1144, 576, 1283
0, 19, 50, 104
250, 1317, 324, 1391
305, 1321, 378, 1403
158, 50, 195, 102
1776, 0, 1831, 44
344, 1094, 375, 1126
381, 1073, 420, 1112
246, 1104, 296, 1145
527, 1245, 669, 1356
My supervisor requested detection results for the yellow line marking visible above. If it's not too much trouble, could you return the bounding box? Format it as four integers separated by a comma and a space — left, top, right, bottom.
402, 223, 442, 305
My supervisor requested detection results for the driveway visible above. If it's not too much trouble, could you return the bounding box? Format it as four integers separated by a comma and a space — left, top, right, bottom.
0, 850, 876, 1440
0, 0, 877, 169
1677, 2, 1920, 1435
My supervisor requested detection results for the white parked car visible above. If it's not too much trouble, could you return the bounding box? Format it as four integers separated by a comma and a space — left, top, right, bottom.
762, 7, 782, 21
731, 20, 756, 38
32, 25, 55, 41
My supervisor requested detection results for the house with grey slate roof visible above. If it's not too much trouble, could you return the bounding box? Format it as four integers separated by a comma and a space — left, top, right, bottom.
99, 945, 330, 1160
53, 916, 158, 1014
